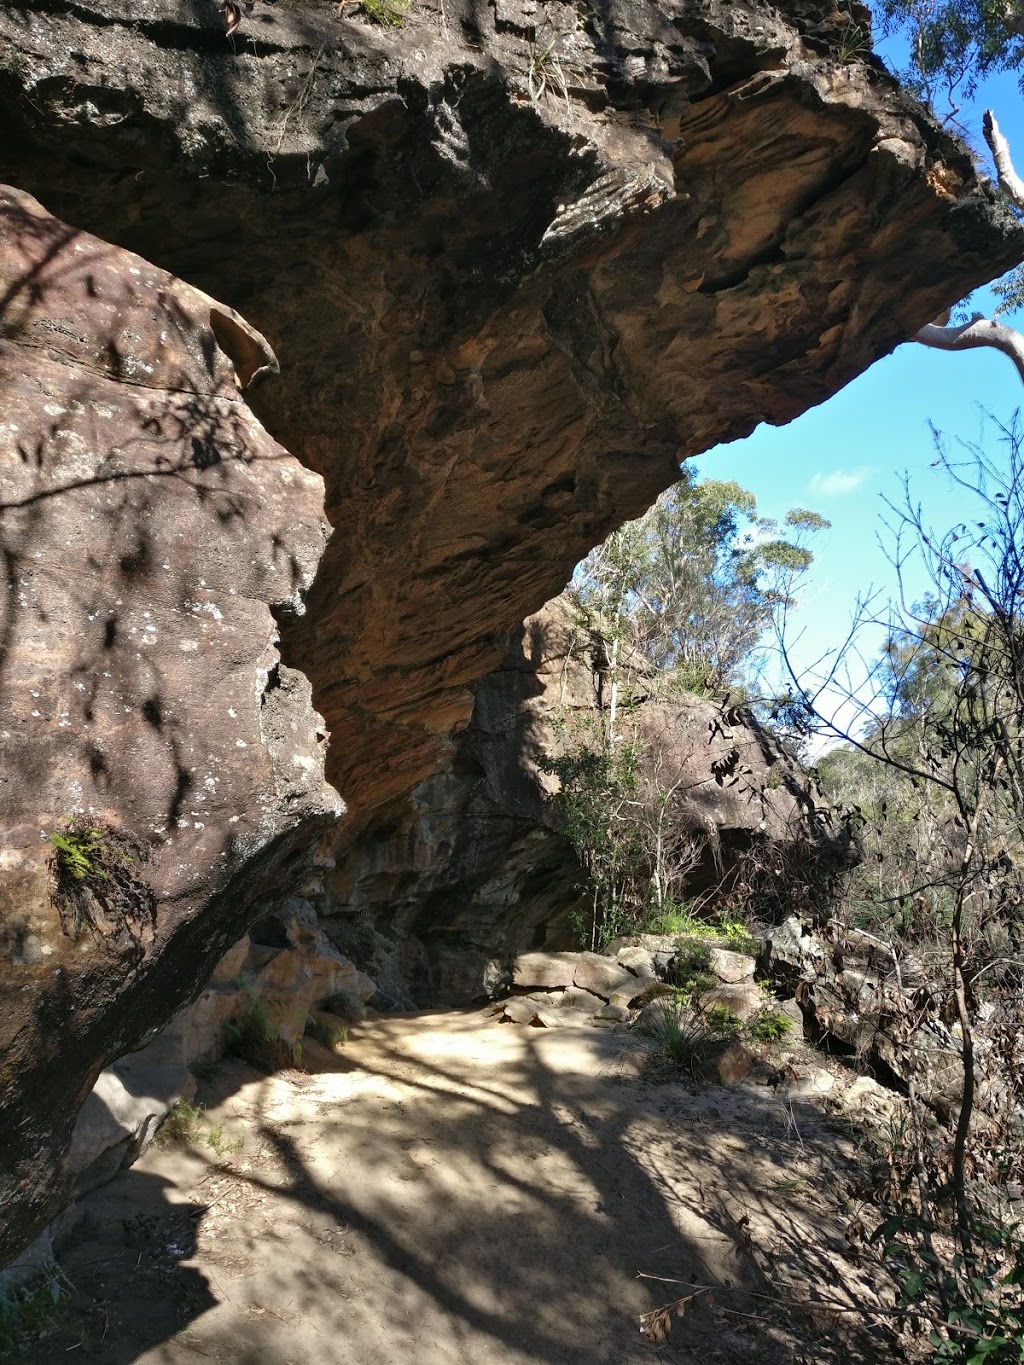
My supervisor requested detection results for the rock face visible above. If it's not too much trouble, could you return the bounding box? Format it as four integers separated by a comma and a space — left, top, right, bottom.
1, 0, 1020, 834
66, 900, 376, 1200
326, 598, 847, 1001
0, 0, 1022, 1265
0, 188, 341, 1263
762, 917, 971, 1112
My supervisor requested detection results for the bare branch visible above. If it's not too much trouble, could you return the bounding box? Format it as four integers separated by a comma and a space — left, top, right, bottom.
914, 312, 1024, 387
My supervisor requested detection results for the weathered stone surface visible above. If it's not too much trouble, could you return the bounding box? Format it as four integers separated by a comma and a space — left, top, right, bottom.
62, 900, 374, 1202
761, 916, 830, 990
572, 952, 638, 1000
714, 1042, 756, 1085
499, 997, 541, 1025
700, 983, 766, 1021
326, 598, 854, 1001
709, 949, 757, 984
512, 951, 579, 991
595, 1002, 632, 1024
761, 919, 969, 1111
2, 1, 1016, 858
1, 0, 1022, 1265
616, 946, 658, 979
777, 998, 805, 1034
561, 986, 606, 1016
0, 189, 340, 1263
784, 1067, 835, 1098
67, 1032, 197, 1197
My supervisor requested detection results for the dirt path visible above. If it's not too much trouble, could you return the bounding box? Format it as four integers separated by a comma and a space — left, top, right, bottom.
28, 1011, 900, 1364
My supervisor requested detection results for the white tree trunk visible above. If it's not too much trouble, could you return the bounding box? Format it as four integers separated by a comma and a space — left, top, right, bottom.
913, 111, 1024, 384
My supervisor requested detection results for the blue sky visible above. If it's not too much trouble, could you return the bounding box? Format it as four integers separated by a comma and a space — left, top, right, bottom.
692, 44, 1024, 735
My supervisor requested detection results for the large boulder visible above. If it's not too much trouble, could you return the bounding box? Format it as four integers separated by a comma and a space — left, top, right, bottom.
761, 919, 967, 1110
0, 188, 340, 1264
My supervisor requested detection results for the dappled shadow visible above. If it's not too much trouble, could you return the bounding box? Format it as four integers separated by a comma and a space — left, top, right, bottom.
0, 188, 337, 1268
33, 1012, 902, 1363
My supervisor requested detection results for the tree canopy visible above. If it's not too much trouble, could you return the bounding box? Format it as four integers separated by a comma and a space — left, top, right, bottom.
568, 470, 828, 696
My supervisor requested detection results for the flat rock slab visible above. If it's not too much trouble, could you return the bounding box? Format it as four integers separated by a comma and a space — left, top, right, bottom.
512, 952, 578, 990
572, 953, 637, 1000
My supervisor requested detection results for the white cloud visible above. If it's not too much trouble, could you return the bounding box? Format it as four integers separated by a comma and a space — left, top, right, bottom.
808, 466, 873, 497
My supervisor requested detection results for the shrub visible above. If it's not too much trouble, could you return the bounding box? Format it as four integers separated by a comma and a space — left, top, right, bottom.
705, 1003, 742, 1038
160, 1098, 205, 1145
362, 0, 410, 26
636, 998, 739, 1078
667, 939, 714, 997
747, 1009, 792, 1043
637, 1001, 718, 1077
160, 1099, 241, 1155
224, 992, 301, 1073
47, 817, 155, 945
645, 904, 759, 955
873, 1212, 1024, 1364
322, 988, 367, 1021
0, 1266, 67, 1356
305, 1012, 348, 1049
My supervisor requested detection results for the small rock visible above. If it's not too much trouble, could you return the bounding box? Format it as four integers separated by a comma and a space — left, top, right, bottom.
715, 1042, 755, 1084
595, 1002, 631, 1023
708, 948, 756, 983
561, 986, 605, 1015
777, 997, 803, 1032
500, 998, 540, 1024
785, 1068, 835, 1097
700, 982, 765, 1021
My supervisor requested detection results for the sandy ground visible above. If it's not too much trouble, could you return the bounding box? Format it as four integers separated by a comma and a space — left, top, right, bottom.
25, 1010, 902, 1364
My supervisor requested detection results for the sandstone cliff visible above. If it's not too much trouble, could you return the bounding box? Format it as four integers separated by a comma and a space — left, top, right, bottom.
0, 0, 1021, 1263
324, 599, 851, 1005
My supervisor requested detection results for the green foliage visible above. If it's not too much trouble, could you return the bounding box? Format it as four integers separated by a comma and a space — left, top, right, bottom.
161, 1098, 205, 1144
637, 996, 740, 1077
667, 938, 714, 996
528, 30, 570, 107
747, 1008, 792, 1043
874, 1213, 1024, 1364
224, 991, 301, 1073
48, 825, 106, 882
569, 470, 828, 694
876, 0, 1024, 107
705, 1003, 742, 1037
0, 1266, 67, 1358
646, 905, 760, 955
541, 728, 650, 951
361, 0, 410, 26
636, 1000, 718, 1076
833, 19, 872, 62
305, 1012, 349, 1049
161, 1099, 241, 1155
321, 989, 367, 1023
47, 817, 155, 944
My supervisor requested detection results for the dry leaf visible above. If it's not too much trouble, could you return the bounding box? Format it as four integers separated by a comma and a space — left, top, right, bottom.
639, 1304, 673, 1344
639, 1289, 708, 1344
223, 3, 241, 35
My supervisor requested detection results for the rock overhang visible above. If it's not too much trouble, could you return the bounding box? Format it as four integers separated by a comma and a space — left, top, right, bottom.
0, 0, 1022, 1265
